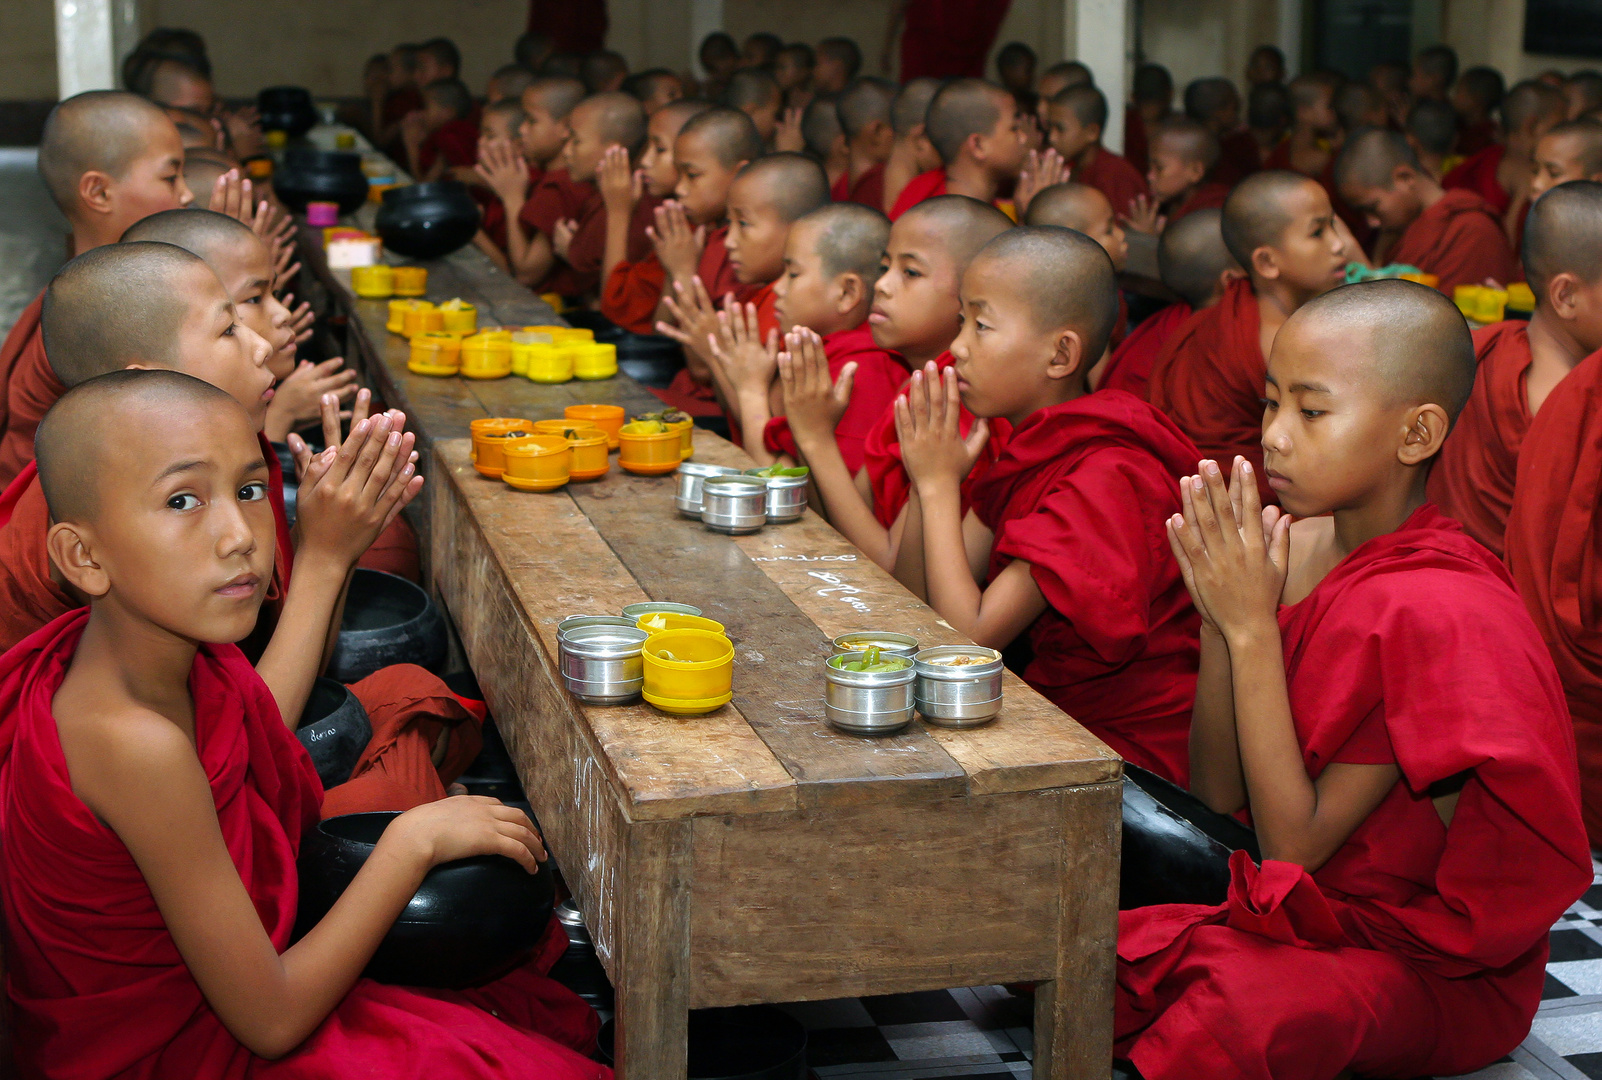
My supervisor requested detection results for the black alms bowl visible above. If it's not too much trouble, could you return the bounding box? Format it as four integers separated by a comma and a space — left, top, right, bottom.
296, 812, 555, 988
1119, 762, 1260, 910
275, 148, 368, 214
295, 677, 371, 789
327, 568, 448, 683
257, 85, 318, 138
374, 181, 480, 260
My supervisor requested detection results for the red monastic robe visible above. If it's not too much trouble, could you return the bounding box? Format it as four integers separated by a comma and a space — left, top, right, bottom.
0, 300, 63, 489
0, 610, 608, 1080
1115, 505, 1590, 1080
1389, 189, 1518, 296
888, 168, 948, 221
1165, 181, 1231, 224
1505, 347, 1602, 843
595, 196, 666, 333
518, 168, 596, 296
760, 324, 908, 472
481, 172, 540, 258
1425, 320, 1534, 558
1212, 129, 1263, 188
971, 391, 1201, 784
1124, 106, 1151, 175
652, 231, 776, 420
1073, 147, 1148, 217
1442, 143, 1511, 217
0, 293, 42, 465
898, 0, 1013, 81
1458, 118, 1499, 158
559, 189, 656, 304
1099, 302, 1191, 400
1147, 278, 1274, 501
832, 162, 886, 210
416, 118, 480, 175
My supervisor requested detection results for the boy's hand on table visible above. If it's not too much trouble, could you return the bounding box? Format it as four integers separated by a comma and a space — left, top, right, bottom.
1165, 457, 1290, 643
895, 364, 988, 492
778, 327, 852, 439
385, 795, 547, 873
598, 145, 641, 216
648, 200, 706, 285
707, 296, 779, 399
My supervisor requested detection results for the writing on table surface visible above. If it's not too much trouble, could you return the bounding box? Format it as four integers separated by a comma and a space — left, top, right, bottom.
749, 553, 859, 563
808, 570, 871, 613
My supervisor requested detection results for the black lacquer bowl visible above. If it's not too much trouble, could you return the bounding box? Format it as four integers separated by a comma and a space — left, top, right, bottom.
374, 181, 480, 260
1119, 762, 1261, 909
327, 569, 447, 683
275, 148, 368, 214
295, 677, 371, 789
257, 85, 318, 138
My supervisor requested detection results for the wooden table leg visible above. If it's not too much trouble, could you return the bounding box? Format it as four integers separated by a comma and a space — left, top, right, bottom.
610, 818, 693, 1080
1034, 781, 1122, 1079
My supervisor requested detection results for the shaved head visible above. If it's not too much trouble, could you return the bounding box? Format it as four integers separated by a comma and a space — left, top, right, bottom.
146, 59, 212, 110
724, 68, 780, 110
801, 98, 843, 160
41, 242, 213, 387
1406, 99, 1459, 156
799, 202, 890, 281
1159, 207, 1239, 307
1334, 126, 1421, 189
121, 207, 257, 264
900, 194, 1014, 273
1184, 77, 1239, 124
891, 78, 941, 137
1569, 71, 1602, 116
1334, 81, 1388, 132
1040, 61, 1093, 94
37, 91, 175, 214
1293, 279, 1475, 421
1022, 182, 1107, 230
679, 107, 764, 167
971, 226, 1119, 355
1054, 84, 1109, 131
657, 97, 714, 131
526, 76, 585, 120
36, 368, 242, 524
1503, 78, 1566, 135
1542, 118, 1602, 174
837, 77, 895, 139
925, 78, 1008, 164
731, 153, 830, 221
1221, 170, 1324, 267
182, 149, 232, 201
573, 91, 647, 151
1151, 116, 1220, 170
1523, 180, 1602, 294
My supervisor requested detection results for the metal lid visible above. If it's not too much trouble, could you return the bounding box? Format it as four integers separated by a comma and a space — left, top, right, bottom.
621, 601, 703, 619
914, 645, 1004, 679
559, 615, 635, 638
832, 631, 921, 655
561, 623, 649, 659
702, 475, 768, 497
678, 462, 742, 479
824, 652, 916, 686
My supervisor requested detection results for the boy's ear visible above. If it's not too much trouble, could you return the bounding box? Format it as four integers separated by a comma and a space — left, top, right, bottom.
46, 521, 110, 599
1548, 271, 1581, 319
1183, 159, 1207, 187
1086, 122, 1103, 145
1399, 403, 1451, 466
964, 130, 986, 162
1250, 244, 1280, 282
1048, 327, 1086, 381
834, 271, 865, 315
76, 170, 115, 216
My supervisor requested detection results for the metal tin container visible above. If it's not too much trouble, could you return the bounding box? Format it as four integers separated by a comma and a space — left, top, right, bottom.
674, 462, 742, 517
752, 471, 808, 522
620, 601, 703, 620
824, 653, 916, 735
913, 645, 1004, 727
830, 631, 921, 662
559, 624, 649, 705
557, 615, 635, 640
700, 475, 768, 535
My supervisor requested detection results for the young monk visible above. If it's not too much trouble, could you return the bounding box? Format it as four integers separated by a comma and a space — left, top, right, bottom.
1022, 181, 1129, 362
802, 98, 849, 188
1452, 65, 1504, 157
1035, 60, 1093, 128
881, 78, 942, 217
545, 92, 648, 299
1045, 84, 1148, 218
403, 77, 478, 183
1429, 181, 1602, 561
1530, 118, 1602, 201
599, 99, 711, 334
887, 78, 1027, 221
1126, 63, 1174, 176
1119, 280, 1590, 1080
1130, 117, 1229, 233
1443, 79, 1566, 220
1149, 171, 1349, 501
1336, 127, 1517, 295
1100, 207, 1239, 399
0, 369, 607, 1078
0, 90, 195, 488
467, 98, 530, 267
1185, 77, 1260, 188
893, 227, 1202, 784
1404, 99, 1460, 179
788, 195, 1011, 570
832, 78, 896, 209
724, 68, 783, 147
1263, 73, 1341, 179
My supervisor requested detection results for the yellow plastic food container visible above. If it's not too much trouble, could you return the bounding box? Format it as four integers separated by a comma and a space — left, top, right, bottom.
460, 334, 513, 379
392, 266, 428, 297
402, 305, 444, 339
565, 405, 625, 449
408, 332, 461, 376
1475, 287, 1507, 324
550, 326, 594, 343
573, 342, 619, 381
351, 264, 394, 298
469, 418, 535, 477
663, 415, 694, 460
567, 428, 610, 481
635, 612, 727, 637
519, 341, 572, 382
1506, 281, 1536, 314
388, 298, 431, 335
501, 434, 571, 492
617, 422, 682, 476
1453, 284, 1482, 319
439, 300, 477, 334
642, 629, 734, 715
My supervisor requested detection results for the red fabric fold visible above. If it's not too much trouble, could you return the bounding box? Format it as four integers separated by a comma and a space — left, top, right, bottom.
841, 163, 886, 211
1442, 143, 1511, 217
970, 390, 1201, 783
1115, 505, 1591, 1080
1072, 148, 1148, 217
601, 252, 666, 334
356, 515, 421, 582
0, 292, 43, 457
416, 118, 479, 175
761, 324, 908, 471
696, 224, 742, 302
0, 611, 606, 1080
888, 168, 948, 221
0, 302, 64, 489
517, 168, 596, 296
1390, 188, 1518, 296
1100, 302, 1189, 399
1166, 181, 1231, 224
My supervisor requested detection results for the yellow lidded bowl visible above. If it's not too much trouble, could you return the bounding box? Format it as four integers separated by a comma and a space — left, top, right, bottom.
642, 629, 734, 715
1452, 284, 1482, 319
388, 298, 432, 335
617, 422, 682, 476
520, 341, 572, 382
1506, 281, 1536, 315
550, 326, 594, 343
501, 434, 571, 492
408, 332, 461, 376
392, 265, 428, 296
565, 405, 625, 449
439, 301, 477, 335
635, 612, 727, 637
567, 429, 610, 481
469, 418, 535, 477
664, 416, 694, 460
403, 306, 444, 339
460, 333, 513, 379
1475, 288, 1507, 325
572, 342, 618, 381
352, 263, 394, 298
533, 419, 600, 439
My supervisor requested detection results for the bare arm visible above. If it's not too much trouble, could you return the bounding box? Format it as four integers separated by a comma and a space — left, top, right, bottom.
598, 147, 641, 293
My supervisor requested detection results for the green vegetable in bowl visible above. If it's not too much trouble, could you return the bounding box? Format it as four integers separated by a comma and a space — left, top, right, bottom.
748, 465, 810, 479
836, 645, 908, 673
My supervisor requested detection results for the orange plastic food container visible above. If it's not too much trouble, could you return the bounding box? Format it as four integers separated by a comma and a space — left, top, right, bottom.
408, 332, 461, 376
392, 265, 428, 297
469, 418, 535, 477
617, 422, 682, 476
565, 404, 625, 449
566, 428, 611, 481
501, 434, 571, 492
402, 305, 444, 339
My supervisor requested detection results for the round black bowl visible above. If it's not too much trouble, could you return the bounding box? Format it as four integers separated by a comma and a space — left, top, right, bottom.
327, 568, 448, 683
1120, 762, 1260, 910
598, 1006, 806, 1080
375, 181, 480, 260
295, 677, 371, 789
276, 148, 368, 215
296, 811, 554, 988
258, 85, 318, 138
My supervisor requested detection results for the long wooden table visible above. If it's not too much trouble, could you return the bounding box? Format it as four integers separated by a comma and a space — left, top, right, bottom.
314, 233, 1123, 1080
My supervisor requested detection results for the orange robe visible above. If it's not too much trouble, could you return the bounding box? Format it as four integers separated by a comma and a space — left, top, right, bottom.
1390, 189, 1518, 296
1425, 320, 1533, 558
598, 197, 668, 334
0, 298, 63, 489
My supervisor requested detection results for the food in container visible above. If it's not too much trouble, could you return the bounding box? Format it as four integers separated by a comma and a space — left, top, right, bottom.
913, 646, 1004, 727
674, 462, 742, 517
439, 298, 477, 334
824, 649, 916, 735
635, 613, 727, 637
620, 601, 703, 620
559, 623, 648, 704
830, 632, 920, 661
617, 421, 681, 476
565, 405, 625, 448
746, 465, 809, 523
469, 418, 535, 478
641, 629, 734, 715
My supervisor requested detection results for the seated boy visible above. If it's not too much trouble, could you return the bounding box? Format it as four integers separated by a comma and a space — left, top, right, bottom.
833, 78, 896, 210
662, 153, 830, 437
1121, 280, 1589, 1080
881, 78, 942, 217
1131, 117, 1229, 233
1034, 60, 1093, 128
723, 68, 782, 147
625, 68, 685, 115
1149, 171, 1349, 501
792, 195, 1011, 570
0, 368, 607, 1078
1047, 84, 1148, 218
1530, 118, 1602, 201
1336, 126, 1517, 294
802, 97, 849, 188
1184, 76, 1259, 187
0, 90, 195, 488
1453, 64, 1504, 156
1428, 181, 1602, 558
888, 78, 1027, 221
1404, 99, 1460, 179
599, 99, 712, 334
815, 37, 861, 97
1443, 79, 1566, 219
1100, 207, 1239, 399
467, 98, 530, 269
485, 62, 537, 107
1262, 73, 1340, 178
403, 77, 479, 183
545, 92, 648, 299
581, 50, 629, 94
893, 226, 1202, 784
1022, 181, 1129, 360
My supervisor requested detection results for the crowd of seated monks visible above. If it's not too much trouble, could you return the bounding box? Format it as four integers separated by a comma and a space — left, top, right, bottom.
0, 26, 1600, 1080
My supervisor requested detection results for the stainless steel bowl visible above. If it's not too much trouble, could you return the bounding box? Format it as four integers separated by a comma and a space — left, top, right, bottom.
700, 475, 768, 535
620, 601, 703, 620
913, 645, 1004, 727
674, 463, 742, 517
824, 653, 916, 735
557, 615, 636, 640
559, 624, 649, 705
749, 471, 807, 523
830, 631, 921, 662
